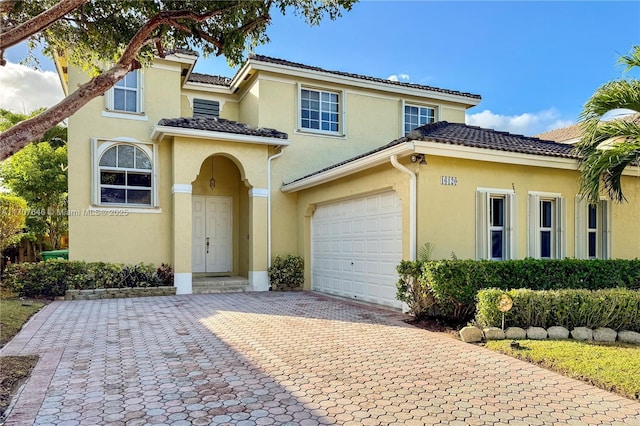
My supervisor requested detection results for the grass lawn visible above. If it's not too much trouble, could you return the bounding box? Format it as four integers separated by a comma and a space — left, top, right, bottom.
485, 339, 640, 401
0, 288, 45, 416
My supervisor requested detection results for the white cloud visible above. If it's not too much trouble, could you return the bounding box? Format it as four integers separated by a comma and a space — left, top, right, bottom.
0, 62, 64, 113
387, 73, 410, 82
466, 108, 574, 136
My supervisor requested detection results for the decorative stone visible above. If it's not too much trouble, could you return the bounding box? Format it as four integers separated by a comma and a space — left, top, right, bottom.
617, 330, 640, 345
459, 326, 483, 343
526, 327, 547, 340
571, 327, 593, 341
593, 327, 617, 342
483, 327, 505, 340
547, 326, 570, 339
65, 290, 80, 300
505, 327, 527, 340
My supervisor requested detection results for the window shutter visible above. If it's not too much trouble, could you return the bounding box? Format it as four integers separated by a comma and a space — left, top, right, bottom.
527, 194, 539, 258
602, 200, 612, 259
138, 70, 144, 113
556, 196, 566, 259
505, 192, 516, 259
193, 99, 220, 118
574, 197, 587, 259
476, 191, 489, 260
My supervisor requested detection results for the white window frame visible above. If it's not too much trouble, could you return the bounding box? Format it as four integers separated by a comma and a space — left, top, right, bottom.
528, 192, 565, 259
403, 102, 436, 136
575, 197, 611, 259
476, 188, 516, 260
91, 137, 159, 211
297, 84, 344, 136
104, 70, 145, 116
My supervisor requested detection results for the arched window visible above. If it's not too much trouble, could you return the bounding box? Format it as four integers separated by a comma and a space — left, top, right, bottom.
98, 144, 152, 206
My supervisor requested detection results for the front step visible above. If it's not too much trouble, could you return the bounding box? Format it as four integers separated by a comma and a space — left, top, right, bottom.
192, 276, 251, 294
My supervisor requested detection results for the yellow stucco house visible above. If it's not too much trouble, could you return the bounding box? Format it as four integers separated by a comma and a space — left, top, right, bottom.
60, 52, 640, 308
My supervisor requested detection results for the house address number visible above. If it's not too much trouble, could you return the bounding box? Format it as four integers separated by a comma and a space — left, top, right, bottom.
441, 176, 458, 186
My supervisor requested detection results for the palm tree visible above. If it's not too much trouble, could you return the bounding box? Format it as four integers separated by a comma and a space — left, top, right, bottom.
575, 45, 640, 202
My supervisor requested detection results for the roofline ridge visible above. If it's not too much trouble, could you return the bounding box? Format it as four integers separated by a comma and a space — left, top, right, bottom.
247, 54, 481, 100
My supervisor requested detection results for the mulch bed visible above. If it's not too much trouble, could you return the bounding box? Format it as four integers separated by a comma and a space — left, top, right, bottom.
0, 355, 39, 417
405, 316, 463, 339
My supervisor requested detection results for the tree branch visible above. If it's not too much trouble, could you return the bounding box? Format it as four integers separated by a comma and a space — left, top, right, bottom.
0, 0, 89, 51
0, 5, 254, 159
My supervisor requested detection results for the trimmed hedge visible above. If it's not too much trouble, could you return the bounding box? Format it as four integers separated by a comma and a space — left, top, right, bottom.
397, 258, 640, 322
1, 260, 174, 298
476, 288, 640, 332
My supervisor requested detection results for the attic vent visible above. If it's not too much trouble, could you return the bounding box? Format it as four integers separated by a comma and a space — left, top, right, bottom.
193, 98, 220, 118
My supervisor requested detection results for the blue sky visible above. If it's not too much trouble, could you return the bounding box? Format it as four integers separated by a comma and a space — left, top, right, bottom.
2, 1, 639, 136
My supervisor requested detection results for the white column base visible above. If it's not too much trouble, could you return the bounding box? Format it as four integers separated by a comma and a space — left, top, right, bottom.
249, 271, 269, 291
174, 273, 192, 295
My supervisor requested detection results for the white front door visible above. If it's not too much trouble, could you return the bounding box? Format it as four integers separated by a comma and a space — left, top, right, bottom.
192, 196, 232, 273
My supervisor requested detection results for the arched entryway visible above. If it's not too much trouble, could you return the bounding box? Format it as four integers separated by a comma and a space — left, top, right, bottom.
191, 154, 249, 277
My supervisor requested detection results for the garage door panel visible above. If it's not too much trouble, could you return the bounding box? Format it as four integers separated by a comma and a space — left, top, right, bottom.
312, 191, 403, 309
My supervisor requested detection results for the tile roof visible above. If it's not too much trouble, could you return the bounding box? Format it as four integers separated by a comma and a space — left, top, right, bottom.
405, 121, 575, 158
187, 72, 232, 86
249, 55, 481, 100
535, 113, 640, 143
534, 123, 582, 143
157, 117, 288, 139
184, 55, 481, 100
285, 122, 575, 185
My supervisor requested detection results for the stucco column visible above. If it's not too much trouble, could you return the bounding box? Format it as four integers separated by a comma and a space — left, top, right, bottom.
248, 188, 269, 291
172, 184, 193, 294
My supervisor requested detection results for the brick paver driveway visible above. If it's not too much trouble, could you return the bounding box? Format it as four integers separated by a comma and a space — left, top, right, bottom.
2, 292, 639, 425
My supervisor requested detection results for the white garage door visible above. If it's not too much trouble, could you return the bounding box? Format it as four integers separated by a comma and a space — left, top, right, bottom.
312, 191, 403, 309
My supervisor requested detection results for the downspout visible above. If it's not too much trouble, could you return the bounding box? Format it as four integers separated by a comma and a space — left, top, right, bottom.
267, 147, 285, 268
390, 155, 417, 261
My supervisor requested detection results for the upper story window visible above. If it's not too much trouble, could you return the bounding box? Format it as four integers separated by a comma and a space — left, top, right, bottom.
98, 144, 152, 206
404, 104, 435, 135
476, 189, 516, 260
575, 198, 611, 259
528, 192, 565, 259
105, 70, 143, 114
300, 88, 340, 134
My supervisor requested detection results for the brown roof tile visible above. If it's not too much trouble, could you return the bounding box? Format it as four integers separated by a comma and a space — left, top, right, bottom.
535, 113, 640, 142
187, 73, 232, 86
157, 117, 287, 139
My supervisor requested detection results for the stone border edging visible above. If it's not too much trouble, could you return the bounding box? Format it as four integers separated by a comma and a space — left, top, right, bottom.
64, 286, 176, 300
460, 325, 640, 345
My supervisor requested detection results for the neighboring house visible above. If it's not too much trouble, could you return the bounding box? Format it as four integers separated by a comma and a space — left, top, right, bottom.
56, 53, 640, 309
535, 113, 640, 144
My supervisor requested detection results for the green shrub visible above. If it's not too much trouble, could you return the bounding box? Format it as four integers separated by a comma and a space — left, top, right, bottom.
268, 255, 304, 291
396, 260, 436, 319
396, 258, 640, 323
2, 260, 173, 298
476, 288, 640, 332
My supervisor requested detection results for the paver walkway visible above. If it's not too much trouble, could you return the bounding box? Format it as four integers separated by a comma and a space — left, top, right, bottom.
2, 292, 639, 425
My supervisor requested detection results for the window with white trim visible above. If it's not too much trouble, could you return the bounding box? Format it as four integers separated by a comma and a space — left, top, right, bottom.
300, 88, 340, 133
106, 70, 143, 113
575, 198, 611, 259
476, 189, 516, 260
404, 104, 435, 135
528, 193, 565, 259
96, 142, 154, 206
